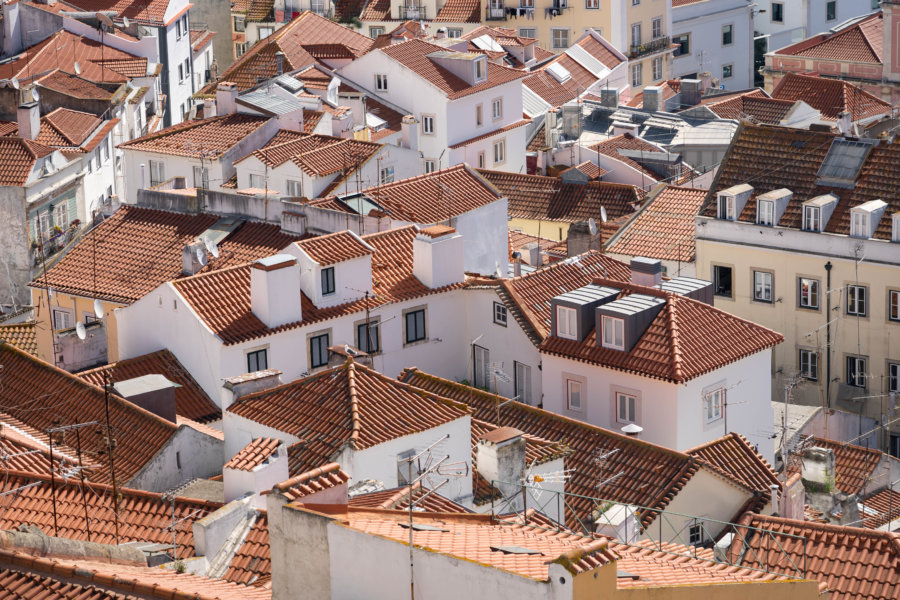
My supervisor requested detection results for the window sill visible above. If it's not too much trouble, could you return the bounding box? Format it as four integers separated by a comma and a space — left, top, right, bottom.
403, 338, 429, 348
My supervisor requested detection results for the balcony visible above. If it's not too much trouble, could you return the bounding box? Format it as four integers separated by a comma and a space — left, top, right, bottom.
485, 5, 506, 20
396, 4, 426, 19
629, 36, 671, 59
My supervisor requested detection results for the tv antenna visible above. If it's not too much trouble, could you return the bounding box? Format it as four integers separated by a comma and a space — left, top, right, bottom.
521, 463, 574, 509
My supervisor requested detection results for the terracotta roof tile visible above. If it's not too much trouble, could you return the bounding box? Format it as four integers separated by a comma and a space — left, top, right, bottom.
379, 39, 527, 100
365, 97, 404, 141
560, 161, 605, 180
294, 230, 373, 265
702, 89, 795, 123
433, 0, 480, 22
221, 514, 270, 585
62, 0, 174, 25
539, 279, 783, 383
860, 488, 900, 529
508, 230, 558, 260
0, 137, 55, 186
32, 206, 302, 304
246, 0, 274, 21
0, 120, 18, 136
226, 437, 283, 471
293, 138, 380, 175
0, 321, 37, 355
274, 462, 350, 500
733, 512, 900, 599
606, 185, 706, 262
543, 53, 596, 97
349, 481, 471, 512
785, 437, 882, 496
34, 70, 112, 101
294, 64, 333, 90
477, 168, 642, 223
775, 12, 882, 64
118, 114, 270, 158
228, 359, 470, 474
448, 118, 530, 149
523, 70, 576, 108
771, 72, 891, 121
526, 123, 546, 152
78, 350, 220, 423
359, 0, 390, 20
590, 133, 675, 181
575, 34, 623, 68
190, 29, 216, 52
626, 80, 679, 109
35, 108, 102, 148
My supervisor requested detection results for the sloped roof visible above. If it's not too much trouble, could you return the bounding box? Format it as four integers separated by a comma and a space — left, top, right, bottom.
771, 72, 891, 121
228, 359, 470, 474
225, 437, 282, 471
539, 279, 783, 383
0, 321, 37, 355
31, 206, 303, 304
0, 137, 54, 186
274, 462, 350, 501
860, 488, 900, 529
605, 185, 706, 263
36, 108, 102, 148
78, 349, 220, 423
523, 70, 577, 108
773, 11, 882, 64
477, 168, 642, 223
118, 114, 270, 158
61, 0, 175, 25
590, 133, 673, 182
190, 28, 217, 52
349, 480, 471, 512
34, 70, 112, 100
433, 0, 480, 22
784, 437, 883, 496
702, 89, 796, 124
294, 230, 373, 265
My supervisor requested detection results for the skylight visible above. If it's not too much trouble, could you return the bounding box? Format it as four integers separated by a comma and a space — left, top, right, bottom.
547, 63, 571, 84
816, 138, 875, 188
490, 545, 542, 555
399, 523, 449, 532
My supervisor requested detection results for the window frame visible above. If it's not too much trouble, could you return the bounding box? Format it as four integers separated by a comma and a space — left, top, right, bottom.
850, 211, 868, 238
551, 28, 569, 50
355, 319, 381, 354
193, 166, 209, 189
422, 114, 435, 136
798, 277, 820, 310
369, 26, 385, 38
474, 58, 486, 81
149, 160, 165, 187
519, 28, 536, 38
630, 23, 641, 46
652, 56, 662, 81
309, 331, 330, 369
651, 16, 662, 40
375, 73, 388, 91
826, 0, 836, 21
799, 348, 818, 381
285, 179, 302, 197
404, 307, 427, 345
52, 308, 73, 331
616, 391, 637, 424
631, 62, 642, 88
492, 97, 503, 120
722, 64, 733, 79
601, 315, 625, 351
475, 103, 484, 127
585, 0, 599, 9
321, 266, 336, 296
889, 361, 899, 393
889, 290, 900, 322
803, 205, 821, 232
713, 265, 733, 298
473, 344, 490, 389
379, 166, 395, 184
673, 33, 690, 57
246, 347, 268, 372
757, 199, 775, 225
492, 139, 506, 165
847, 285, 868, 317
704, 388, 724, 424
722, 23, 733, 46
514, 361, 532, 404
249, 173, 265, 189
556, 305, 577, 340
717, 195, 735, 220
493, 301, 508, 326
771, 1, 784, 23
566, 378, 583, 411
846, 355, 867, 388
753, 270, 774, 304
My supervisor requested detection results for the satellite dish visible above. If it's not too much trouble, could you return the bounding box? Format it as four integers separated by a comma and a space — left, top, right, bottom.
122, 16, 130, 27
30, 87, 39, 102
97, 12, 114, 30
600, 205, 608, 223
9, 77, 18, 90
76, 321, 86, 340
204, 235, 219, 259
588, 217, 597, 235
93, 299, 104, 319
74, 62, 82, 75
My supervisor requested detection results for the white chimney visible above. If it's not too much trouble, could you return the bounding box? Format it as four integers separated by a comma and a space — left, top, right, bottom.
413, 226, 465, 289
203, 97, 217, 118
770, 483, 780, 515
642, 85, 663, 112
476, 427, 526, 500
220, 369, 283, 411
224, 440, 289, 509
216, 81, 238, 116
182, 241, 208, 275
837, 110, 852, 136
17, 102, 39, 140
401, 115, 418, 151
250, 254, 302, 328
612, 121, 639, 137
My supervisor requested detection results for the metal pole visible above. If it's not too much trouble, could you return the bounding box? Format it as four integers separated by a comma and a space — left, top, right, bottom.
75, 427, 91, 542
47, 431, 58, 536
104, 371, 120, 544
825, 261, 832, 409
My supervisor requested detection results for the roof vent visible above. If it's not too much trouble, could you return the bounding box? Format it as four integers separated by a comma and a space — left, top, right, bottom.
551, 284, 619, 342
546, 62, 571, 84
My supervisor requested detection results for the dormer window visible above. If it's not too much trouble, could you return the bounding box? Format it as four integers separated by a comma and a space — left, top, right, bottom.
475, 58, 486, 81
717, 195, 735, 220
850, 211, 868, 238
321, 267, 335, 296
601, 315, 624, 350
557, 306, 577, 340
757, 199, 774, 226
803, 205, 821, 232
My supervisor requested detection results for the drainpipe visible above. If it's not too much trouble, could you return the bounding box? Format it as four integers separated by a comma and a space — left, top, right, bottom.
825, 261, 832, 409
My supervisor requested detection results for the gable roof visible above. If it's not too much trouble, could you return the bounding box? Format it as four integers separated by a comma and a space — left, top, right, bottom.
227, 359, 470, 474
35, 108, 102, 148
349, 480, 471, 512
33, 69, 113, 101
77, 349, 220, 423
702, 89, 797, 124
477, 168, 642, 224
294, 230, 373, 265
771, 72, 891, 121
773, 11, 882, 64
590, 133, 680, 182
785, 437, 883, 496
0, 321, 37, 355
605, 185, 706, 263
0, 137, 55, 186
31, 206, 303, 304
118, 114, 270, 158
60, 0, 176, 25
274, 462, 350, 501
226, 437, 283, 471
539, 279, 783, 383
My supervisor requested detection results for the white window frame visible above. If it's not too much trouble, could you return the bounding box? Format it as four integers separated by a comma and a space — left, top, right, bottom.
424, 160, 436, 173
492, 98, 503, 120
850, 211, 868, 238
379, 166, 395, 184
475, 104, 484, 127
630, 23, 641, 46
753, 270, 773, 303
704, 388, 723, 423
249, 173, 266, 189
846, 356, 867, 388
551, 28, 569, 49
889, 362, 899, 393
519, 28, 536, 37
514, 362, 532, 404
601, 315, 624, 350
803, 205, 821, 231
375, 73, 388, 91
631, 63, 642, 88
799, 348, 818, 381
493, 139, 506, 165
149, 160, 165, 187
799, 277, 819, 309
52, 308, 73, 331
651, 17, 662, 39
285, 179, 302, 197
717, 195, 735, 220
477, 152, 485, 168
493, 301, 507, 326
369, 26, 385, 38
616, 391, 637, 424
585, 0, 598, 8
556, 305, 577, 340
193, 166, 209, 189
848, 285, 867, 316
566, 379, 582, 411
474, 58, 486, 81
53, 202, 69, 230
890, 290, 900, 322
473, 345, 490, 389
652, 57, 662, 81
757, 199, 774, 225
422, 114, 435, 136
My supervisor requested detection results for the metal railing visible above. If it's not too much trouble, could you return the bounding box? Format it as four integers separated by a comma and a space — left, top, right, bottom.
629, 36, 671, 58
489, 480, 809, 580
485, 4, 507, 20
396, 4, 426, 19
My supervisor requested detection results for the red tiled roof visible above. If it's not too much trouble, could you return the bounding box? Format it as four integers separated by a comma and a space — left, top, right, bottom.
699, 123, 900, 240
349, 481, 471, 512
31, 206, 302, 304
590, 133, 673, 181
190, 29, 216, 52
523, 70, 577, 108
118, 114, 270, 158
36, 108, 102, 148
78, 350, 220, 423
508, 230, 558, 261
625, 80, 678, 109
542, 53, 596, 98
226, 437, 283, 471
605, 185, 705, 262
294, 230, 373, 265
292, 138, 380, 175
447, 118, 530, 149
62, 0, 174, 25
365, 97, 404, 141
379, 39, 526, 100
733, 512, 900, 599
785, 437, 882, 496
359, 0, 390, 20
771, 72, 891, 121
539, 279, 783, 383
398, 368, 707, 529
0, 120, 18, 136
228, 359, 470, 474
0, 137, 54, 186
274, 462, 350, 501
433, 0, 480, 22
561, 161, 605, 180
575, 33, 622, 67
0, 321, 37, 355
221, 514, 270, 585
477, 168, 642, 224
526, 123, 546, 152
860, 488, 900, 529
774, 12, 882, 64
245, 0, 274, 21
34, 70, 112, 100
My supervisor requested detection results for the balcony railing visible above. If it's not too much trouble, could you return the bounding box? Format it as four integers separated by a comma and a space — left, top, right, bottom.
396, 4, 426, 19
629, 36, 671, 58
485, 5, 507, 20
544, 2, 569, 18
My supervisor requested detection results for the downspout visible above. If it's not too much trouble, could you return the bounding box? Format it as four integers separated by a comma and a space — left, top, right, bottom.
825, 261, 832, 409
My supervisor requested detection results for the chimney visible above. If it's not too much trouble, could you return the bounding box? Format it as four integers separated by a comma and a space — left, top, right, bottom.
520, 242, 543, 267
836, 110, 852, 136
275, 51, 284, 76
566, 220, 603, 257
620, 423, 642, 437
600, 88, 619, 108
642, 85, 663, 112
512, 251, 522, 277
112, 374, 178, 423
216, 81, 238, 116
630, 257, 662, 287
17, 102, 39, 140
612, 121, 639, 137
801, 446, 835, 494
250, 254, 302, 328
680, 79, 702, 106
203, 97, 217, 118
413, 226, 465, 289
476, 427, 526, 500
436, 27, 447, 39
224, 439, 289, 508
770, 483, 780, 515
182, 240, 208, 275
401, 115, 419, 151
221, 369, 284, 411
836, 492, 860, 526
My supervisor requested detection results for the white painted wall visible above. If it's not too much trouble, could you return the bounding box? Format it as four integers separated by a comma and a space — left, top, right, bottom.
755, 0, 878, 52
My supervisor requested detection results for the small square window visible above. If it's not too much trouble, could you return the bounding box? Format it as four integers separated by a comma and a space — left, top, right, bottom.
566, 379, 582, 411
552, 28, 569, 49
705, 389, 723, 423
673, 34, 690, 57
310, 332, 330, 369
447, 28, 462, 37
321, 267, 335, 296
616, 392, 636, 424
689, 523, 705, 545
247, 348, 267, 372
771, 2, 784, 23
848, 285, 867, 316
585, 0, 598, 8
369, 26, 385, 38
380, 166, 394, 184
424, 160, 436, 173
722, 64, 733, 79
405, 309, 426, 344
493, 302, 508, 326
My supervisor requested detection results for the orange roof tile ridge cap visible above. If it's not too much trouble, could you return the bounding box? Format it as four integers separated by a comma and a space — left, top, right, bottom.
346, 358, 361, 449
171, 262, 253, 287
366, 362, 473, 415
77, 348, 170, 376
381, 481, 423, 509
746, 511, 900, 546
666, 296, 684, 383
550, 539, 615, 575
360, 223, 418, 242
227, 363, 337, 409
275, 462, 343, 490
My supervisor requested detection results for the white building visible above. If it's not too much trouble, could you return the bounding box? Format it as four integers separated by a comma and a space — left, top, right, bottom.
754, 0, 880, 53
670, 0, 755, 90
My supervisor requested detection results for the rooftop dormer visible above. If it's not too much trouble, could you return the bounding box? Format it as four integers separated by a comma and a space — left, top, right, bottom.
290, 231, 375, 309
595, 294, 665, 352
755, 188, 792, 227
550, 284, 619, 342
801, 194, 838, 233
426, 51, 488, 86
849, 199, 888, 239
716, 184, 753, 221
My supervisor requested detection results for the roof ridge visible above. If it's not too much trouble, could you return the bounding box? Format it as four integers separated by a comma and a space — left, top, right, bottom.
346, 358, 361, 449
666, 294, 684, 382
275, 461, 343, 491
744, 511, 900, 546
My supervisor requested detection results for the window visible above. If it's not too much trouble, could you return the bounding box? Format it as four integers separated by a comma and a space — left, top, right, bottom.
753, 271, 773, 303
492, 139, 506, 165
848, 285, 867, 316
552, 28, 569, 49
357, 320, 380, 354
405, 308, 426, 344
183, 59, 190, 83
616, 392, 636, 424
149, 160, 165, 186
493, 302, 507, 326
375, 74, 388, 91
321, 267, 335, 296
259, 26, 274, 39
566, 379, 582, 411
673, 34, 690, 57
631, 63, 642, 87
826, 0, 836, 20
889, 362, 899, 393
846, 356, 866, 388
54, 202, 68, 229
713, 265, 732, 298
556, 306, 577, 339
477, 152, 485, 168
447, 28, 462, 37
380, 166, 394, 184
771, 2, 783, 22
803, 205, 821, 231
424, 160, 436, 173
100, 137, 109, 162
233, 16, 245, 31
601, 316, 625, 350
705, 388, 723, 423
369, 26, 385, 38
247, 348, 267, 372
476, 104, 483, 127
630, 23, 641, 46
178, 62, 185, 82
757, 200, 774, 225
193, 166, 209, 189
519, 28, 536, 38
586, 0, 598, 8
285, 179, 302, 197
890, 290, 900, 322
250, 173, 265, 188
722, 64, 733, 79
799, 278, 819, 309
850, 212, 868, 238
652, 57, 662, 80
649, 17, 661, 40
689, 523, 704, 546
475, 58, 485, 81
515, 362, 532, 404
799, 349, 818, 381
309, 332, 330, 369
235, 42, 247, 58
52, 309, 72, 331
722, 24, 733, 46
176, 14, 184, 38
422, 115, 435, 135
473, 345, 490, 389
717, 195, 735, 220
492, 98, 503, 120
